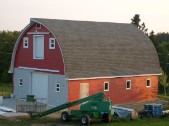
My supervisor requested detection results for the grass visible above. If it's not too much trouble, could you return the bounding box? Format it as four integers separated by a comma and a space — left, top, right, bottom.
158, 94, 169, 101
0, 83, 12, 97
104, 117, 169, 126
0, 117, 59, 126
0, 83, 169, 125
0, 116, 169, 126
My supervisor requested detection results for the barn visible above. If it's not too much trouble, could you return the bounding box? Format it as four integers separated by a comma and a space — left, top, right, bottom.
9, 18, 161, 107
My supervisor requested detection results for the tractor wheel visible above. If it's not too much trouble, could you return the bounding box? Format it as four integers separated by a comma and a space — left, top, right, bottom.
81, 114, 90, 125
102, 113, 111, 123
61, 111, 70, 122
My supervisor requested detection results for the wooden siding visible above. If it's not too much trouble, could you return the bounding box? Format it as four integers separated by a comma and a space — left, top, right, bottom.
14, 24, 64, 75
68, 76, 158, 109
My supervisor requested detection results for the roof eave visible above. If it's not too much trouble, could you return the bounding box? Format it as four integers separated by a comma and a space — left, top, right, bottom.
8, 24, 33, 73
68, 73, 162, 80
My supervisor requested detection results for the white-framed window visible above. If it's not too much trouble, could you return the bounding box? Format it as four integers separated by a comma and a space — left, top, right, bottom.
23, 37, 28, 48
126, 80, 131, 90
33, 35, 44, 59
104, 82, 109, 91
146, 79, 151, 87
19, 78, 23, 86
56, 83, 60, 92
49, 38, 56, 49
36, 23, 41, 29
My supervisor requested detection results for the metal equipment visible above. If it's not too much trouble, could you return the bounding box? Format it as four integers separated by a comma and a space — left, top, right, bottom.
139, 103, 163, 118
30, 92, 114, 125
16, 95, 47, 114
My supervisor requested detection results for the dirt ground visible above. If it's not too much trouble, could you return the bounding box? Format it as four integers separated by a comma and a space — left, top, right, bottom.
118, 98, 169, 112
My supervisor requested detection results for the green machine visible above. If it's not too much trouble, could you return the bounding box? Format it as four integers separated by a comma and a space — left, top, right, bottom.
30, 92, 114, 125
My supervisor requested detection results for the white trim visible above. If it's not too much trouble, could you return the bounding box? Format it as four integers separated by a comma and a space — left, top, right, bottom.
9, 19, 64, 74
55, 83, 60, 92
9, 24, 32, 73
27, 32, 50, 35
19, 78, 23, 86
68, 73, 162, 80
30, 18, 43, 25
23, 37, 28, 48
104, 82, 109, 91
18, 66, 60, 73
126, 80, 131, 90
30, 18, 66, 76
146, 79, 151, 88
49, 38, 56, 49
33, 35, 44, 59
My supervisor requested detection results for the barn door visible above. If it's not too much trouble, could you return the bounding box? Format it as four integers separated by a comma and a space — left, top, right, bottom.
80, 83, 89, 99
33, 35, 44, 59
32, 72, 48, 101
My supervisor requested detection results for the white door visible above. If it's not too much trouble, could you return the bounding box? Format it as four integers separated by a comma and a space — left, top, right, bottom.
32, 72, 48, 99
80, 83, 89, 99
33, 35, 44, 59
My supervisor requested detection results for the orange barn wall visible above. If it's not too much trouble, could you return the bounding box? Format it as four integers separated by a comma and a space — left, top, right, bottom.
68, 75, 158, 109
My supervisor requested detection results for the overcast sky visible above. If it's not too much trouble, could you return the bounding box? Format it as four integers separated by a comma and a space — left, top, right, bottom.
0, 0, 169, 33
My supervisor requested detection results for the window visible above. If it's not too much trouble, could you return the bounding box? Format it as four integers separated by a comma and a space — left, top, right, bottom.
33, 35, 44, 59
36, 23, 41, 29
19, 78, 23, 86
56, 83, 60, 92
104, 82, 109, 91
126, 80, 131, 89
49, 38, 56, 49
23, 37, 28, 48
146, 79, 151, 87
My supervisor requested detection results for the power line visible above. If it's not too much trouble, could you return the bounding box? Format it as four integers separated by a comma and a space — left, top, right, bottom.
0, 52, 12, 55
0, 42, 15, 45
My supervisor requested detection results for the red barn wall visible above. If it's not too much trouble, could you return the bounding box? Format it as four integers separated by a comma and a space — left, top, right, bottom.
14, 24, 64, 75
69, 75, 158, 109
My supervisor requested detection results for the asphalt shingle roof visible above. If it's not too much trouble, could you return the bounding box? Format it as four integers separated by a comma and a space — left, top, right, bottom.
32, 18, 161, 79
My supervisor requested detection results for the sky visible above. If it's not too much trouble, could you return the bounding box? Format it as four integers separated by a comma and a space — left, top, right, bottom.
0, 0, 169, 33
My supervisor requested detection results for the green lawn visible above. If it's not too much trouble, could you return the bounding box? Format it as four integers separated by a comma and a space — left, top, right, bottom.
158, 94, 169, 101
0, 83, 169, 126
0, 116, 169, 126
0, 83, 12, 97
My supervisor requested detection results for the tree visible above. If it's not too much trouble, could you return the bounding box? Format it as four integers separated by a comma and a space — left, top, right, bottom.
131, 14, 148, 34
0, 31, 20, 83
1, 70, 10, 83
140, 22, 148, 34
149, 30, 156, 45
159, 70, 169, 96
131, 14, 141, 28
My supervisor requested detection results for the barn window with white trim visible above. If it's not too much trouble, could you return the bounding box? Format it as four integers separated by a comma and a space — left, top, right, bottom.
23, 37, 28, 48
104, 82, 109, 91
126, 80, 131, 89
56, 83, 60, 92
49, 38, 56, 49
146, 79, 151, 87
19, 78, 23, 86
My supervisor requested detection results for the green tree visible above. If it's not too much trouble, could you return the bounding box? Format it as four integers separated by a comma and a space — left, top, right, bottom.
140, 22, 148, 34
0, 31, 20, 83
159, 70, 169, 96
149, 30, 156, 45
131, 14, 141, 28
1, 70, 9, 83
131, 14, 148, 34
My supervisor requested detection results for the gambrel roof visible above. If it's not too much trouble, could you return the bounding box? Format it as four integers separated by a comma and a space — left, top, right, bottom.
9, 18, 161, 79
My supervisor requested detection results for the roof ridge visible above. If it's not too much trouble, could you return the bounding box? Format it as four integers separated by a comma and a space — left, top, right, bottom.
31, 18, 130, 25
